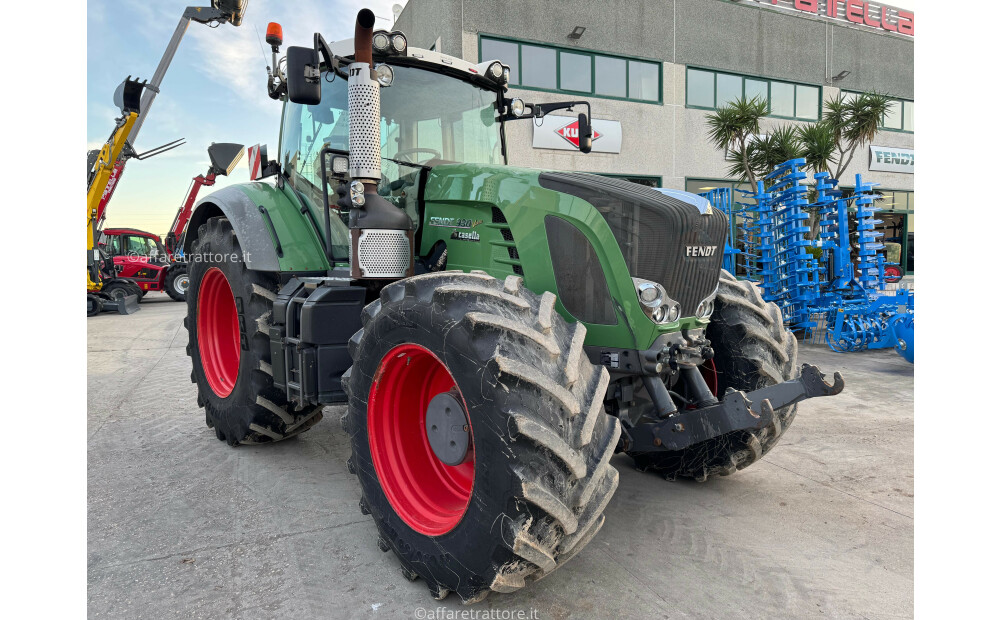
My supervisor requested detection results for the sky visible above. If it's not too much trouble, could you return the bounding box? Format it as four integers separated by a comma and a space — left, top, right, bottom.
89, 0, 917, 235
88, 0, 408, 235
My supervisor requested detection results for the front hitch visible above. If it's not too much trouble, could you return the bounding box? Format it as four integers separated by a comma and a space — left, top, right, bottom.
627, 364, 844, 452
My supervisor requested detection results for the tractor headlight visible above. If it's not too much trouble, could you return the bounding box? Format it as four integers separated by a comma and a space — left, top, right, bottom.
349, 180, 366, 207
373, 32, 391, 53
666, 303, 680, 323
331, 155, 349, 175
391, 33, 407, 53
375, 63, 394, 87
509, 98, 525, 117
634, 278, 680, 324
695, 285, 719, 319
634, 278, 665, 309
488, 61, 503, 79
502, 66, 510, 83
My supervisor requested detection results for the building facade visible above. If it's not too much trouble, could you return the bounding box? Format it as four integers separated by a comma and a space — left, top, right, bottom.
395, 0, 915, 273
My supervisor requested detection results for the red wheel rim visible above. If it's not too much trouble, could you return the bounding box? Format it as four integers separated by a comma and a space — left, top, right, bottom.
197, 267, 240, 398
368, 344, 474, 536
885, 266, 902, 281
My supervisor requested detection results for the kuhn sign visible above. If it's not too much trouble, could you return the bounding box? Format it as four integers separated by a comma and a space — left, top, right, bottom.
746, 0, 914, 36
555, 119, 602, 149
532, 116, 623, 154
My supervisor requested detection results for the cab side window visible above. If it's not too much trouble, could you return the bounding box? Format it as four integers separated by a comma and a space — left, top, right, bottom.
104, 234, 122, 256
125, 235, 151, 256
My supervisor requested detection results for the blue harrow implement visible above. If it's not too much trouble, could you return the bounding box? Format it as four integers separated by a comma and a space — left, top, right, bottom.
690, 161, 914, 363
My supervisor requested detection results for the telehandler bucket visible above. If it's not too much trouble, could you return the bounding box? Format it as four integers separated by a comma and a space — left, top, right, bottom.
103, 293, 141, 315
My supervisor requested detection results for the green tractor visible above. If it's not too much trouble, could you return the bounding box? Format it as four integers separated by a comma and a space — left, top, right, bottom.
183, 9, 844, 603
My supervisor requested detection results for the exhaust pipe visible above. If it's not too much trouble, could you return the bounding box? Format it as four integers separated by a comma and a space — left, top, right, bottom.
348, 8, 379, 187
346, 8, 413, 279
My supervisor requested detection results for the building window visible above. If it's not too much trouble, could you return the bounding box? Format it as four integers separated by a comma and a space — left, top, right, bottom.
599, 173, 662, 188
844, 92, 914, 133
479, 35, 662, 104
521, 44, 556, 89
685, 67, 820, 121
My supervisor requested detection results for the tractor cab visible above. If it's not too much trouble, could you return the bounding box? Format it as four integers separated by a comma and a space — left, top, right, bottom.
276, 31, 593, 261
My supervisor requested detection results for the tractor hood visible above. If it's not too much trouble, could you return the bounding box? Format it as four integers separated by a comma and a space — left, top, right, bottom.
420, 164, 729, 348
537, 172, 729, 321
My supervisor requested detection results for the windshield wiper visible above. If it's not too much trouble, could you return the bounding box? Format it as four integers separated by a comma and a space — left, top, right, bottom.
382, 156, 432, 170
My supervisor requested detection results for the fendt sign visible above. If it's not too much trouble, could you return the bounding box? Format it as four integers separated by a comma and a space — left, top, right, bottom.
748, 0, 914, 36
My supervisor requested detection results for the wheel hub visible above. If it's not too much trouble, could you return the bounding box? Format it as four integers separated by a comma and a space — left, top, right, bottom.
175, 274, 190, 294
424, 392, 470, 466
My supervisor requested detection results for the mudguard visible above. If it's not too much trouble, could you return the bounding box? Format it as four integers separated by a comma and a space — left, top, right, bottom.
183, 183, 331, 273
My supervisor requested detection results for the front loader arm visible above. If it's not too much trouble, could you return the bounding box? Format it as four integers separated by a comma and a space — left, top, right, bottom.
87, 112, 138, 289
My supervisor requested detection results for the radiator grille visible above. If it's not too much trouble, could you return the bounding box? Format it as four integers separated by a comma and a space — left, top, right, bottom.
357, 229, 410, 278
539, 173, 728, 318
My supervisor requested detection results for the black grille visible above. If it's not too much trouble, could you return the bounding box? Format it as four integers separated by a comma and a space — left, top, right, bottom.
544, 216, 616, 325
491, 206, 523, 275
539, 172, 728, 318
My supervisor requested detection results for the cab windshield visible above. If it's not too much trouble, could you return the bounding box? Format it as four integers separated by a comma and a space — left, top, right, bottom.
279, 63, 503, 258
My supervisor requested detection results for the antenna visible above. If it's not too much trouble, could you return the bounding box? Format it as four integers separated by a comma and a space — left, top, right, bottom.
253, 24, 270, 69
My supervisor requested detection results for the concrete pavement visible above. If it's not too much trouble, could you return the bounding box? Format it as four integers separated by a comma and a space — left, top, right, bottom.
88, 293, 913, 619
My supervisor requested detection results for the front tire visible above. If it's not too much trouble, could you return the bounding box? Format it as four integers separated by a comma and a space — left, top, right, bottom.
883, 265, 903, 283
165, 265, 189, 302
186, 217, 323, 446
101, 281, 135, 303
344, 271, 620, 603
87, 294, 103, 317
629, 270, 797, 480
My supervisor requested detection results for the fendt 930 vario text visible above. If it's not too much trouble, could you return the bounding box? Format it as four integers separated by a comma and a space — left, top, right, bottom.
183, 9, 844, 603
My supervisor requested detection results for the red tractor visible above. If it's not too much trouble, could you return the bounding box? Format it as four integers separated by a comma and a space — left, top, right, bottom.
100, 228, 188, 301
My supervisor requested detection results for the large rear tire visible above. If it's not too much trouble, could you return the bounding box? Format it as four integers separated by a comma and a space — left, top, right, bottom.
343, 271, 620, 603
185, 217, 323, 446
629, 270, 797, 480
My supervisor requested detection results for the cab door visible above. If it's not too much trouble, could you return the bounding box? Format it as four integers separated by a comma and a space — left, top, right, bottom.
118, 234, 158, 284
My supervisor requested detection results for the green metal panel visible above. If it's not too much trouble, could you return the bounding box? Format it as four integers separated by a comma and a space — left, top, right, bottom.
233, 182, 331, 272
420, 164, 708, 351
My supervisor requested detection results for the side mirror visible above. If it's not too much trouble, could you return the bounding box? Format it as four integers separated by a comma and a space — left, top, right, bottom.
578, 113, 593, 154
286, 46, 322, 105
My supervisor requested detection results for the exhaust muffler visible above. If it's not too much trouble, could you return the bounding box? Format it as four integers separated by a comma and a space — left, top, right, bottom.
347, 8, 413, 279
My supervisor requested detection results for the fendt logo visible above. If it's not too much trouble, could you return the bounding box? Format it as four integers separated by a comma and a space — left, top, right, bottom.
686, 245, 718, 257
555, 120, 602, 149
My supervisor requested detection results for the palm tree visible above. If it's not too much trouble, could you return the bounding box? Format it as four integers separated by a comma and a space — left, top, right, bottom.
797, 122, 836, 175
705, 96, 768, 185
824, 91, 892, 182
748, 125, 803, 183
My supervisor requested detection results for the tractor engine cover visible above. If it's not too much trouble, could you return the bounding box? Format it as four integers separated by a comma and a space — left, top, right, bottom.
539, 172, 729, 319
